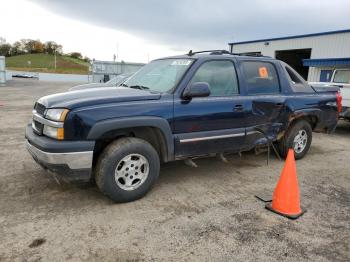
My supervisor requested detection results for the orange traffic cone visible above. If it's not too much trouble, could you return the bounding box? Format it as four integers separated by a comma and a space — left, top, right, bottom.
266, 149, 306, 219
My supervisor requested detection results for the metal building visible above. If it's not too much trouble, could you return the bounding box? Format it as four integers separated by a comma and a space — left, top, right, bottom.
0, 56, 6, 86
92, 60, 145, 83
229, 29, 350, 81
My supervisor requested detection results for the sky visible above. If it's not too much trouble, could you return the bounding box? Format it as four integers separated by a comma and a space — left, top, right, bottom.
0, 0, 349, 63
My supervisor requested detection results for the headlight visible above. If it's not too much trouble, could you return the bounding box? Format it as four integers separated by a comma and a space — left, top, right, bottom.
42, 108, 68, 140
45, 108, 69, 122
43, 125, 65, 140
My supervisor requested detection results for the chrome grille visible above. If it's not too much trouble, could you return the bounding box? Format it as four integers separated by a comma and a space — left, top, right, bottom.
34, 103, 46, 116
32, 102, 46, 135
32, 120, 44, 135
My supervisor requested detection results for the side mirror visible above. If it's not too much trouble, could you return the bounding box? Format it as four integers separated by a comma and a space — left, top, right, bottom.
183, 82, 210, 99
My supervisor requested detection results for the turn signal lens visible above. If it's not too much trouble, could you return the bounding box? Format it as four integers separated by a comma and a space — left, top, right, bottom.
59, 109, 69, 121
57, 128, 64, 140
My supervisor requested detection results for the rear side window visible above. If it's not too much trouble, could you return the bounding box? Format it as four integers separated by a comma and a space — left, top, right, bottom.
242, 61, 280, 95
282, 62, 314, 93
285, 66, 303, 84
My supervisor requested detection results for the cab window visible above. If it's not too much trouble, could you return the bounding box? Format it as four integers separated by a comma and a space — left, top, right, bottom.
242, 61, 280, 95
333, 70, 350, 84
190, 60, 239, 96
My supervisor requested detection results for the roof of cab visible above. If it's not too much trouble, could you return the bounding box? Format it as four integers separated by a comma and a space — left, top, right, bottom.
157, 50, 274, 61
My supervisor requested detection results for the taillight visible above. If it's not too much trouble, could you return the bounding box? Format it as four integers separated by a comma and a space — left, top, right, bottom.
336, 91, 342, 113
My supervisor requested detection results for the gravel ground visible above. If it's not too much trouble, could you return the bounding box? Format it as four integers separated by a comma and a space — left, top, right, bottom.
0, 79, 349, 262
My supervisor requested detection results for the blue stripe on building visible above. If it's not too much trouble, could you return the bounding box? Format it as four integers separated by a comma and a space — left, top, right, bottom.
302, 58, 350, 67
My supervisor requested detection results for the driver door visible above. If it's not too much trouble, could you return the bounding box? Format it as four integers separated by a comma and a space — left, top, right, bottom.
173, 60, 247, 157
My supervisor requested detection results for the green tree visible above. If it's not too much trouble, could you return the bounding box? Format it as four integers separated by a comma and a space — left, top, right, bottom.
0, 43, 12, 56
21, 39, 45, 54
83, 56, 91, 63
10, 41, 25, 56
69, 52, 82, 59
21, 39, 34, 53
44, 41, 62, 55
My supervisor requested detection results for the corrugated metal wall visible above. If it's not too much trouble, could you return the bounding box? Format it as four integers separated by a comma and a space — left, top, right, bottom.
0, 56, 5, 86
231, 32, 350, 58
230, 32, 350, 81
92, 61, 144, 75
308, 67, 321, 82
92, 61, 145, 83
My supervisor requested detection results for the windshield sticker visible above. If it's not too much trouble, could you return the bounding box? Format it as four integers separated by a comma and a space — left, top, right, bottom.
259, 66, 269, 78
171, 60, 192, 66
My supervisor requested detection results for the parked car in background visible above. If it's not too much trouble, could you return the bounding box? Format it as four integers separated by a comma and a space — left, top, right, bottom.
26, 50, 341, 203
309, 69, 350, 121
12, 73, 36, 78
69, 73, 132, 91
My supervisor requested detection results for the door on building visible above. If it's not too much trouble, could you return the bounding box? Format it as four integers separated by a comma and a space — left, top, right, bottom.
320, 70, 333, 82
275, 49, 312, 80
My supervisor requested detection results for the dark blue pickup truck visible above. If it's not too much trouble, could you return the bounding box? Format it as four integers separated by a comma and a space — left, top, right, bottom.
25, 50, 341, 202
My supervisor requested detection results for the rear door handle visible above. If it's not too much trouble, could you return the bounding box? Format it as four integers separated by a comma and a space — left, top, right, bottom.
234, 104, 244, 111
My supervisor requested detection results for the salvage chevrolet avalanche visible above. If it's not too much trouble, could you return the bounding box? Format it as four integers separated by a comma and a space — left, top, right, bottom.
25, 50, 341, 202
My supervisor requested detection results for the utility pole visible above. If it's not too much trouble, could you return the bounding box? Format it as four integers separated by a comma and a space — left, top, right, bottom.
116, 42, 119, 62
54, 49, 57, 70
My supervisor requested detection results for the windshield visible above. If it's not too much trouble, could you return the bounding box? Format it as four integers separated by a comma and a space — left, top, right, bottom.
333, 70, 350, 84
106, 74, 130, 86
123, 59, 193, 92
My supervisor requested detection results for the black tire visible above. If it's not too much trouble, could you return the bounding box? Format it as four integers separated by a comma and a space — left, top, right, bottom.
95, 137, 160, 203
278, 120, 312, 160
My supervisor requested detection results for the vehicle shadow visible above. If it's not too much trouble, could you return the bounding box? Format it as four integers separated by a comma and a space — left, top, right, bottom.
157, 150, 277, 183
334, 120, 350, 136
35, 150, 274, 205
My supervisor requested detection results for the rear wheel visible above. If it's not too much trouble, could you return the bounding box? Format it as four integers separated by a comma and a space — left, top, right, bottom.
278, 120, 312, 160
95, 137, 160, 203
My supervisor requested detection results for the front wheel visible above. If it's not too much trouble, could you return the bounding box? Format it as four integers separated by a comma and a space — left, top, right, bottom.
95, 137, 160, 203
278, 120, 312, 160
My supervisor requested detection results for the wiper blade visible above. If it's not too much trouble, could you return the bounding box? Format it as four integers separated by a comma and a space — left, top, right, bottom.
129, 85, 150, 90
119, 83, 159, 93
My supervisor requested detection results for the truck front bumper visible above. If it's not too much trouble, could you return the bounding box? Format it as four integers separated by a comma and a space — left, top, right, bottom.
25, 124, 95, 182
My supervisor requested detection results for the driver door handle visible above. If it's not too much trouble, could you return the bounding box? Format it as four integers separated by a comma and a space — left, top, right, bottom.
234, 104, 244, 111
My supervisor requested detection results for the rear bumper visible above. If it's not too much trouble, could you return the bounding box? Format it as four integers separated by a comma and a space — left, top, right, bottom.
340, 107, 350, 120
25, 124, 95, 182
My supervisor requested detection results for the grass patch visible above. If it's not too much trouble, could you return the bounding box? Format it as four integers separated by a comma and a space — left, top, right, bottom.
6, 54, 89, 74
